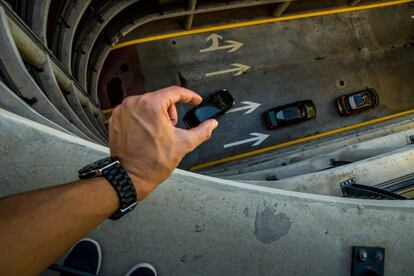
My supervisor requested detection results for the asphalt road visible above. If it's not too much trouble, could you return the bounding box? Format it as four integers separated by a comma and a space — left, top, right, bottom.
135, 4, 414, 169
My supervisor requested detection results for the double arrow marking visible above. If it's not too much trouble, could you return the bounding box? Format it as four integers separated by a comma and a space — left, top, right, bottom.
200, 34, 244, 53
224, 133, 269, 148
201, 34, 250, 78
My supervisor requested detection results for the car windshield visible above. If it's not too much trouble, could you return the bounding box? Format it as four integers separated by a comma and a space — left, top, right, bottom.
349, 93, 371, 109
275, 106, 302, 121
194, 105, 221, 122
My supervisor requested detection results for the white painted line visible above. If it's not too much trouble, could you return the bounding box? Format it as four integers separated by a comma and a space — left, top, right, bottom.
227, 101, 261, 115
199, 33, 244, 53
205, 63, 250, 77
224, 132, 269, 148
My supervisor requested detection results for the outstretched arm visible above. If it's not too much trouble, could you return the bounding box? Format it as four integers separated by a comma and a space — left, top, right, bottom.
0, 86, 218, 275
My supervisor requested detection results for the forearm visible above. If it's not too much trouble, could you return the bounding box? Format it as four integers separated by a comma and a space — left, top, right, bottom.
0, 178, 118, 275
0, 87, 217, 275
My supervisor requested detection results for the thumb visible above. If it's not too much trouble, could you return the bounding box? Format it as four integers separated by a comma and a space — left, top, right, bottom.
184, 119, 218, 152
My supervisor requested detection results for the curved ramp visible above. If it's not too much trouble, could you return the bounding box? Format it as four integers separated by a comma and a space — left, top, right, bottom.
0, 7, 89, 140
37, 56, 104, 143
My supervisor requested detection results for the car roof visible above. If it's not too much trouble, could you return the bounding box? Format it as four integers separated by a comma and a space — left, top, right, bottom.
349, 92, 372, 109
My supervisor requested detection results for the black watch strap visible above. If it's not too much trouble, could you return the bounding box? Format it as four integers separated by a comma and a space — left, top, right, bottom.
101, 162, 137, 220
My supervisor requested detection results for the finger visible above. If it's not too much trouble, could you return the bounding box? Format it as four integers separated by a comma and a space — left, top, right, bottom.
167, 104, 178, 126
179, 119, 218, 153
156, 86, 202, 106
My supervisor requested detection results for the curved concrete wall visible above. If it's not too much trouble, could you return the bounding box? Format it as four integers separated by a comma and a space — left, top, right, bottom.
76, 0, 138, 90
0, 7, 90, 140
30, 0, 50, 45
57, 0, 92, 73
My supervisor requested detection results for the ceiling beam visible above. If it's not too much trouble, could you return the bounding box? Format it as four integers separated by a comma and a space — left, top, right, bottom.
184, 0, 197, 30
350, 0, 362, 6
272, 1, 293, 17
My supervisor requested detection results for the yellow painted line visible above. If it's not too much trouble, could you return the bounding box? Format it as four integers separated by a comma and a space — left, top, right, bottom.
113, 0, 413, 50
102, 108, 113, 114
190, 108, 414, 172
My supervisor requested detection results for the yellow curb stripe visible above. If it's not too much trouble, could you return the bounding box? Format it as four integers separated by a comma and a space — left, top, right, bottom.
102, 109, 113, 114
113, 0, 412, 50
190, 108, 414, 171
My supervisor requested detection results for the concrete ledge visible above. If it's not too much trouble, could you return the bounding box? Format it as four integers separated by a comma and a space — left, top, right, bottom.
247, 145, 414, 196
205, 117, 414, 176
227, 128, 414, 181
0, 81, 70, 134
1, 108, 413, 275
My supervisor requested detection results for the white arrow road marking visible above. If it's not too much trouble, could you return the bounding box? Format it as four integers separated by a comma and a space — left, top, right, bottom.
224, 133, 269, 148
205, 63, 250, 77
200, 33, 244, 53
227, 101, 261, 115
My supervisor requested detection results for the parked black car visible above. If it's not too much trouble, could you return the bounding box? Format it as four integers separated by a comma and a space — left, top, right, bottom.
183, 89, 235, 128
263, 100, 316, 129
336, 88, 379, 116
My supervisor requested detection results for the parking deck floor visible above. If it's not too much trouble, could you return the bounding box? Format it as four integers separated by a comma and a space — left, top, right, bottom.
115, 4, 414, 169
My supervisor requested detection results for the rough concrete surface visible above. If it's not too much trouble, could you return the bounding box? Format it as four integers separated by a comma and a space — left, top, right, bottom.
1, 109, 414, 275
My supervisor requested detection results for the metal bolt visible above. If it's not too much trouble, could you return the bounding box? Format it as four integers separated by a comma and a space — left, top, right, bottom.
375, 251, 384, 263
359, 249, 368, 262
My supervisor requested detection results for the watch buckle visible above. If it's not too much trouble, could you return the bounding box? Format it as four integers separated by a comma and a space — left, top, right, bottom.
97, 160, 120, 175
120, 202, 137, 213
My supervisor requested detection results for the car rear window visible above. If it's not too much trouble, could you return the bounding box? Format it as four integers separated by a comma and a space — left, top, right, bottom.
349, 93, 372, 109
276, 106, 301, 121
269, 111, 278, 126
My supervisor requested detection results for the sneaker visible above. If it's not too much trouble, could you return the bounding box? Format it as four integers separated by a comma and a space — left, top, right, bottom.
61, 238, 102, 276
125, 263, 158, 276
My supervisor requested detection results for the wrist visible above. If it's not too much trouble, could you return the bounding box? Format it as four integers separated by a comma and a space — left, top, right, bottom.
127, 173, 155, 201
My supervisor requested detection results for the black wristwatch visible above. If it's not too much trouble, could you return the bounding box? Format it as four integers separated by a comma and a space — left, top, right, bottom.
78, 157, 137, 220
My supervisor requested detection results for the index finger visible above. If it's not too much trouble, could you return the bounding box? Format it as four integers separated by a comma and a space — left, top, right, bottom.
156, 86, 202, 106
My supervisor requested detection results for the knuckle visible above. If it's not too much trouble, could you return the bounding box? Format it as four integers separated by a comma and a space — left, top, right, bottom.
144, 95, 163, 110
139, 95, 153, 106
205, 129, 213, 139
201, 128, 213, 141
122, 96, 136, 109
111, 106, 121, 117
170, 85, 181, 90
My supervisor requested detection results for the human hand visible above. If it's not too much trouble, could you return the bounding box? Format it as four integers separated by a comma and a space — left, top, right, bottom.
108, 86, 218, 200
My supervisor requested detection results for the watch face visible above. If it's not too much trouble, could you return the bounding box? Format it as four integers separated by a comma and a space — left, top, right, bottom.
79, 157, 118, 178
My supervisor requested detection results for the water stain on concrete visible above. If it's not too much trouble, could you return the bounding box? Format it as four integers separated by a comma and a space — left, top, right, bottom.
254, 206, 291, 244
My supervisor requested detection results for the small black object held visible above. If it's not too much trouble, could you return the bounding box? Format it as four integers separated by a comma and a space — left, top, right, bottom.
183, 89, 235, 129
351, 246, 385, 276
